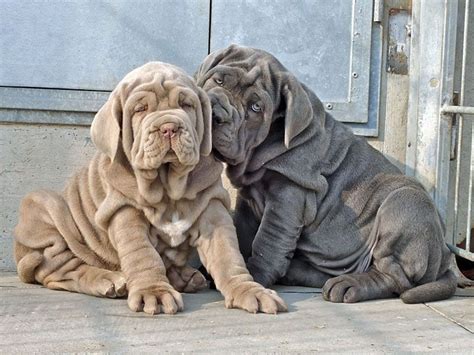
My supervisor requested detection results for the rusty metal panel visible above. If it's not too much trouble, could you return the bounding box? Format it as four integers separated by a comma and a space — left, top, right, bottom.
387, 9, 410, 75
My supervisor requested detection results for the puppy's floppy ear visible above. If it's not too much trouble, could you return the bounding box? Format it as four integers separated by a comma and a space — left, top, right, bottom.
90, 91, 122, 161
197, 87, 212, 156
281, 75, 314, 148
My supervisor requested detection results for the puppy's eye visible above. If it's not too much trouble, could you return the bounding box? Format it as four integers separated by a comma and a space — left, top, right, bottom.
181, 101, 194, 109
214, 77, 224, 86
250, 103, 262, 113
134, 104, 148, 113
179, 93, 195, 109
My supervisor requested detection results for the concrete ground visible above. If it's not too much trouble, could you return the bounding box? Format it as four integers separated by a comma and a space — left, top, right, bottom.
0, 271, 473, 353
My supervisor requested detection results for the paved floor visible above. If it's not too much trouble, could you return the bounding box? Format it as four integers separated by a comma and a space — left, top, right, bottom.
0, 271, 473, 353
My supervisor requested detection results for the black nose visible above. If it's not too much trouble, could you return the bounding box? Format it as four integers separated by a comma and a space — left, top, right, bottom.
212, 111, 225, 124
209, 94, 231, 125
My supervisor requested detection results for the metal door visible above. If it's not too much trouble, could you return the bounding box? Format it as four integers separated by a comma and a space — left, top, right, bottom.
210, 0, 383, 136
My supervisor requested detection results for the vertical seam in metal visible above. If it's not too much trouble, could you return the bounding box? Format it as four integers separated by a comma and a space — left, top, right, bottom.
405, 0, 421, 176
463, 0, 472, 251
460, 0, 470, 106
208, 0, 212, 54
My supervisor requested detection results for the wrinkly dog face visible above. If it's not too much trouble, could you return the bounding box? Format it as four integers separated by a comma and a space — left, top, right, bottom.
91, 62, 212, 172
195, 44, 318, 166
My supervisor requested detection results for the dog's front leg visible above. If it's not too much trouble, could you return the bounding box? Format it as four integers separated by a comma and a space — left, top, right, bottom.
194, 200, 287, 314
109, 207, 183, 315
245, 177, 309, 287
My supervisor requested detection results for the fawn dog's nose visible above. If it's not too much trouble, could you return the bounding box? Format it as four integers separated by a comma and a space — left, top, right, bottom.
159, 122, 178, 138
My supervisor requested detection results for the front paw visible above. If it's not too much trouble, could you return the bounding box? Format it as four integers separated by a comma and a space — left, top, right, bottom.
225, 281, 287, 314
128, 282, 184, 315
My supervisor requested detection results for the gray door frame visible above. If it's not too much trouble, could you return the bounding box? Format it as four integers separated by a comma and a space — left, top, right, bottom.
407, 0, 474, 261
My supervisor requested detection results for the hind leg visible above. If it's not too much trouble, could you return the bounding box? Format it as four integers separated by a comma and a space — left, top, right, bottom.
15, 190, 126, 298
322, 267, 400, 302
45, 263, 127, 298
323, 187, 448, 303
17, 234, 127, 298
17, 238, 127, 298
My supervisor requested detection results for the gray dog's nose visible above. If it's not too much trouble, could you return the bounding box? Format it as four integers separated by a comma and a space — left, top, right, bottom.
212, 112, 225, 125
210, 96, 230, 125
212, 105, 230, 125
160, 122, 178, 138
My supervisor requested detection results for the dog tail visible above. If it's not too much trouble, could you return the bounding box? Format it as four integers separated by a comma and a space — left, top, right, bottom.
16, 250, 43, 284
400, 270, 457, 304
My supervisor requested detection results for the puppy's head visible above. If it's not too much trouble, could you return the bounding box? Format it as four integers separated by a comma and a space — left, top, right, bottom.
91, 62, 212, 172
195, 44, 324, 166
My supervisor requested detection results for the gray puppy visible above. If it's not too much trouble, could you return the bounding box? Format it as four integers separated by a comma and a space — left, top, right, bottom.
195, 44, 457, 303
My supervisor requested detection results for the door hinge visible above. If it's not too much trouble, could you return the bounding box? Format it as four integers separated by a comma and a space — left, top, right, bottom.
374, 0, 384, 23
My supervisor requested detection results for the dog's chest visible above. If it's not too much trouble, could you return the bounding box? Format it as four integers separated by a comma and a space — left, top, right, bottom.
145, 205, 192, 248
152, 211, 193, 267
155, 211, 191, 247
147, 212, 192, 268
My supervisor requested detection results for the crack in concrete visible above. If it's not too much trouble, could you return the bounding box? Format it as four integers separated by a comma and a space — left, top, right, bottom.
425, 304, 473, 334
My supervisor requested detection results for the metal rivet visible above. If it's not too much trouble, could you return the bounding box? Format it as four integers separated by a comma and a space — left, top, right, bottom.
352, 72, 359, 78
430, 78, 439, 88
326, 103, 333, 110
